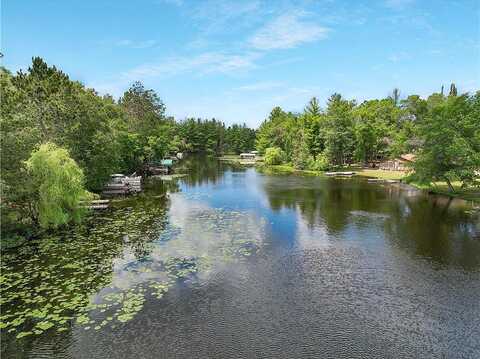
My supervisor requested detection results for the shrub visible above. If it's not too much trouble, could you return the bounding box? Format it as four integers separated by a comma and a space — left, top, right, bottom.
309, 152, 330, 171
264, 147, 285, 165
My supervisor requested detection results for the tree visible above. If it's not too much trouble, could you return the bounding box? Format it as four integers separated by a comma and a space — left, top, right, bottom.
390, 88, 401, 106
449, 83, 458, 97
119, 81, 166, 130
25, 143, 91, 229
118, 82, 172, 172
305, 97, 321, 117
256, 106, 297, 155
292, 129, 311, 170
324, 94, 356, 165
412, 93, 480, 191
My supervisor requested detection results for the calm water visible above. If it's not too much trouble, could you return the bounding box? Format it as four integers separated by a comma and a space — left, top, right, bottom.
2, 157, 480, 358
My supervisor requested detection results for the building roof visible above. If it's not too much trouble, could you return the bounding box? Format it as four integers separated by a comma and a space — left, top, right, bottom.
161, 159, 173, 166
400, 153, 416, 162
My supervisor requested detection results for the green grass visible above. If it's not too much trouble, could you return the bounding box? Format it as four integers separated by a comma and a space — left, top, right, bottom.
218, 155, 264, 164
410, 181, 480, 202
263, 165, 408, 179
351, 168, 407, 180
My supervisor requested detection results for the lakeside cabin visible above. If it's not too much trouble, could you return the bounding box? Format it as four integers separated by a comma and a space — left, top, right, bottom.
379, 153, 416, 171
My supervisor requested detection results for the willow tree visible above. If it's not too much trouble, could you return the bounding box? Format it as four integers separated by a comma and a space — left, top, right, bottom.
25, 143, 91, 229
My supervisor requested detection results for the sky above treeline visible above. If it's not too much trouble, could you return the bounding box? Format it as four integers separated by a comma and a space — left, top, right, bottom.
3, 0, 479, 127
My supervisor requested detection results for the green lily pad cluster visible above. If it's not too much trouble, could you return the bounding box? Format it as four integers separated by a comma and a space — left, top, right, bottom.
1, 193, 266, 345
1, 202, 169, 339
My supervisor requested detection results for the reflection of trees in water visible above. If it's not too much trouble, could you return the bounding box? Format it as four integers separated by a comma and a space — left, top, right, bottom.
177, 155, 246, 187
384, 195, 480, 269
143, 177, 181, 194
263, 177, 390, 234
263, 176, 480, 268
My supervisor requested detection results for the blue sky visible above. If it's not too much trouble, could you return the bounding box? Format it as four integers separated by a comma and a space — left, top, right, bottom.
2, 0, 479, 127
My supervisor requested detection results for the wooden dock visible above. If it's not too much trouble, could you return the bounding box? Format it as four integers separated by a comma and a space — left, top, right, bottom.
367, 178, 399, 184
325, 171, 356, 177
80, 199, 110, 210
102, 175, 142, 196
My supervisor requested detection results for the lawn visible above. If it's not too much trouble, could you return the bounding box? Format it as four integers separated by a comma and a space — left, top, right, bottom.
413, 181, 480, 202
351, 168, 408, 180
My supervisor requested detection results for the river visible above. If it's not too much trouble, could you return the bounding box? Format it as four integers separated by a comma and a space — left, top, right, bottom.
1, 156, 480, 358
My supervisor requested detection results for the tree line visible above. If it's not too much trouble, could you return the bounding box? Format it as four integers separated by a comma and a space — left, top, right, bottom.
1, 57, 256, 232
1, 56, 478, 234
257, 87, 480, 192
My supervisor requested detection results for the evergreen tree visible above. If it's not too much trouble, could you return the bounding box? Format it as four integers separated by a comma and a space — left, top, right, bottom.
449, 83, 458, 97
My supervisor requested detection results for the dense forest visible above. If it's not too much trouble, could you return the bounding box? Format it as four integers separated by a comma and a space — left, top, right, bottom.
1, 57, 479, 236
257, 88, 480, 192
0, 58, 255, 234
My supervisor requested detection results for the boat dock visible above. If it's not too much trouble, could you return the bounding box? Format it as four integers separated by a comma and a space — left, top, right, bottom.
325, 171, 356, 177
80, 199, 110, 210
102, 174, 142, 196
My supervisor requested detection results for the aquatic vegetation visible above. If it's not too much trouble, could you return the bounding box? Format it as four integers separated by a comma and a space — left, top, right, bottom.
1, 190, 266, 343
0, 202, 168, 338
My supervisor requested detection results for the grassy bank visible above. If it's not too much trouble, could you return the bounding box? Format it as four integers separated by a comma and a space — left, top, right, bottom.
218, 155, 264, 164
260, 164, 408, 180
257, 162, 480, 203
409, 181, 480, 203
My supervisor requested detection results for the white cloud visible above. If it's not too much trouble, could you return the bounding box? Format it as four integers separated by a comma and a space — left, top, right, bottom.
121, 51, 260, 81
249, 12, 329, 50
116, 39, 157, 49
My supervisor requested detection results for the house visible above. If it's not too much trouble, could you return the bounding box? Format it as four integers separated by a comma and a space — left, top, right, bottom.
379, 153, 416, 171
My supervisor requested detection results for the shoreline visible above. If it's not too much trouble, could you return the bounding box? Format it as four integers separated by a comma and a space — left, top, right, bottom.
219, 157, 480, 203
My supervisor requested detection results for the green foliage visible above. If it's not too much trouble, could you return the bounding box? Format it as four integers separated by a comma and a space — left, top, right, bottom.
309, 152, 330, 171
255, 107, 297, 157
224, 123, 256, 154
292, 130, 311, 170
25, 143, 91, 228
412, 93, 480, 191
305, 97, 321, 117
7, 58, 120, 191
264, 147, 285, 165
324, 93, 356, 165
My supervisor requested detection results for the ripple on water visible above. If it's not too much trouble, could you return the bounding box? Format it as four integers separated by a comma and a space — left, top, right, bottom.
59, 245, 480, 359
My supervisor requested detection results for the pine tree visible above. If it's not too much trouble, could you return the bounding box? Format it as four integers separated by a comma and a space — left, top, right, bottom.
449, 83, 457, 97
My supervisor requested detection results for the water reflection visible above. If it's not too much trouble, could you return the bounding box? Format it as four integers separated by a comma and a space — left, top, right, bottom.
260, 173, 480, 268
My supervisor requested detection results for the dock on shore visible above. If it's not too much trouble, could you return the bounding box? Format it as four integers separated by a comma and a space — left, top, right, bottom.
325, 171, 356, 177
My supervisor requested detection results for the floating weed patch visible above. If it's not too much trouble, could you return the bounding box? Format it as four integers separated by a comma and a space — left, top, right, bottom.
1, 194, 266, 341
0, 203, 169, 338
